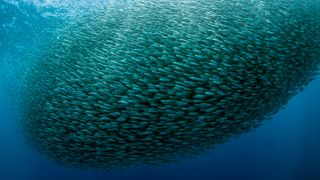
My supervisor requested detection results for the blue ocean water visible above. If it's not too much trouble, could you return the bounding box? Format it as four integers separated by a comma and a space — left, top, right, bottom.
1, 1, 319, 180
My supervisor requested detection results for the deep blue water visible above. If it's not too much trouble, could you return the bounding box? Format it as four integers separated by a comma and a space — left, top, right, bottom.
1, 1, 320, 180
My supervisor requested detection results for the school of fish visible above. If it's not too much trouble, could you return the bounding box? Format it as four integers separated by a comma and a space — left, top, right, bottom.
21, 0, 320, 169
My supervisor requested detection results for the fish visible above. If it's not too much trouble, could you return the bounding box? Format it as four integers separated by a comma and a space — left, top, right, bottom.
20, 0, 320, 169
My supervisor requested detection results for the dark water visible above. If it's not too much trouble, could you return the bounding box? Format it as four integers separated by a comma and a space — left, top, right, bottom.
1, 1, 319, 180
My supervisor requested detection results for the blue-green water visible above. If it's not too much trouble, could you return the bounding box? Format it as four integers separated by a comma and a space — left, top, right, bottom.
1, 0, 320, 179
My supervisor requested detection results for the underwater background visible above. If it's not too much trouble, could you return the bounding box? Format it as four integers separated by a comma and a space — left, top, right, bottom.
1, 0, 320, 180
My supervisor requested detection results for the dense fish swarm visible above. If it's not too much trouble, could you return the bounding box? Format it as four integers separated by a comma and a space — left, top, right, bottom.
21, 0, 320, 169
